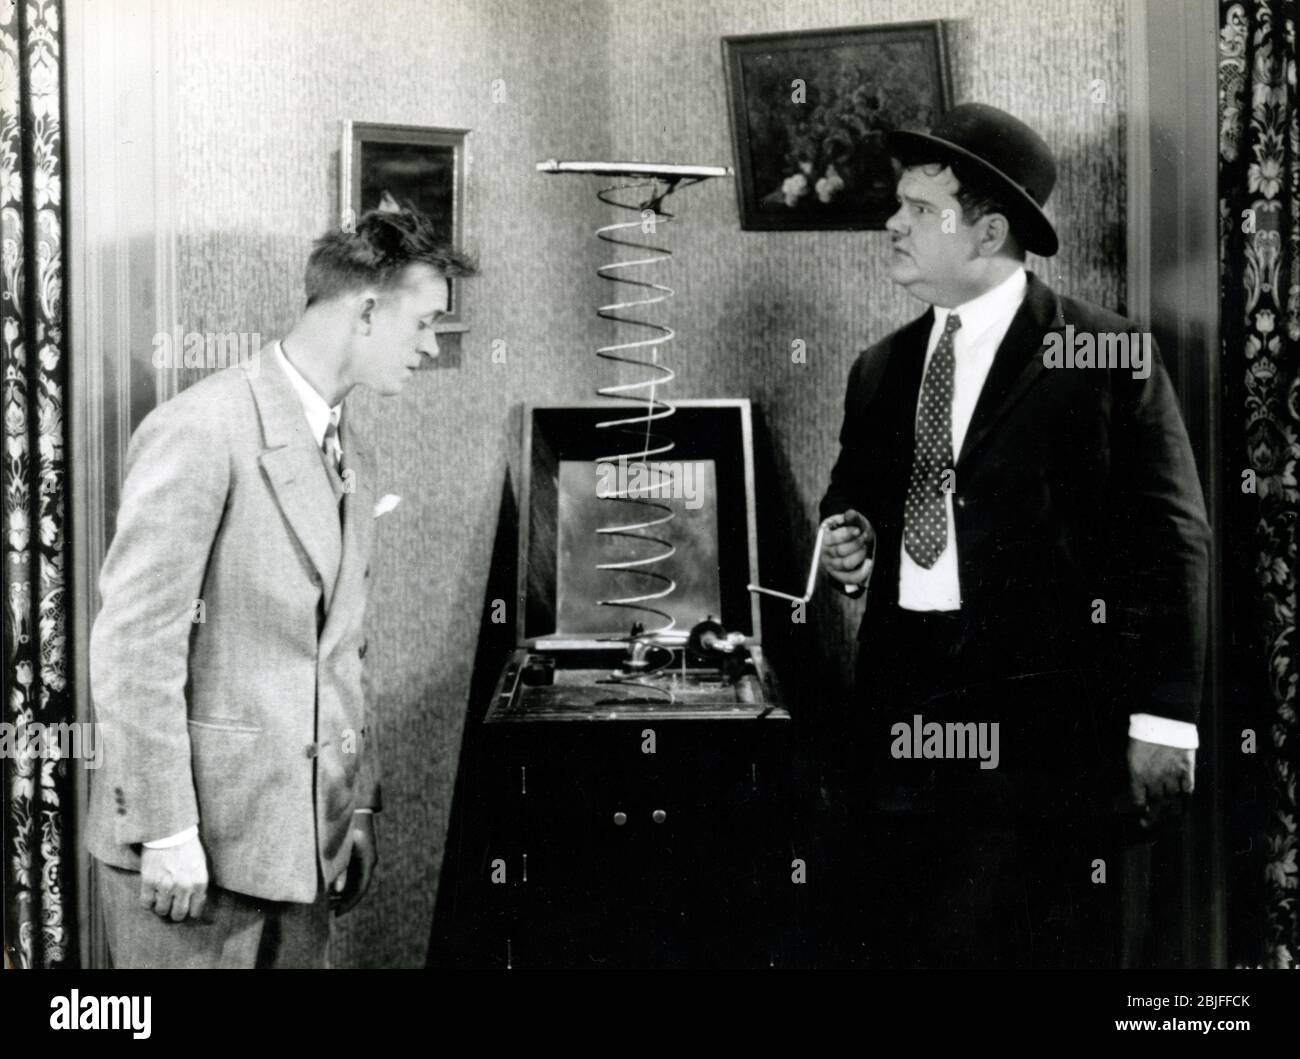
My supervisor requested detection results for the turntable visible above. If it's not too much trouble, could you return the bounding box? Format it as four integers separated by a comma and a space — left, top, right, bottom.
487, 399, 787, 724
431, 400, 799, 969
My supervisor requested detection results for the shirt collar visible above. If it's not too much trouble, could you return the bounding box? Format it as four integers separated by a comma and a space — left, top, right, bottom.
273, 340, 340, 447
934, 267, 1028, 341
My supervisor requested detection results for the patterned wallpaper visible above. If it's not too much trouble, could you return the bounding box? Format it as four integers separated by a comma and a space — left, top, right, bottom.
170, 0, 1126, 966
603, 0, 1128, 721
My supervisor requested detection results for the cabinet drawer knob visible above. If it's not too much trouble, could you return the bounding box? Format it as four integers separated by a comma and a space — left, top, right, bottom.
652, 809, 667, 824
613, 811, 627, 826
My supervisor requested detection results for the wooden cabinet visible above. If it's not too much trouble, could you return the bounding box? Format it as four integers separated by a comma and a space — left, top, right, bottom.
429, 400, 800, 968
432, 713, 796, 969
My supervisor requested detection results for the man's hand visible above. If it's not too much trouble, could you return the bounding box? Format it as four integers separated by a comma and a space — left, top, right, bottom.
330, 812, 379, 917
139, 834, 209, 922
1127, 738, 1195, 828
821, 509, 875, 587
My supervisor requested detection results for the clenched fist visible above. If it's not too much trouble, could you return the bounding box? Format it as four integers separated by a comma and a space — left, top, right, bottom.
139, 834, 209, 922
820, 509, 875, 588
1127, 739, 1195, 828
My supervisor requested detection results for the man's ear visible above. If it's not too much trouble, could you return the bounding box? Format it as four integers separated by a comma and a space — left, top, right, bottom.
977, 213, 1013, 258
355, 292, 379, 334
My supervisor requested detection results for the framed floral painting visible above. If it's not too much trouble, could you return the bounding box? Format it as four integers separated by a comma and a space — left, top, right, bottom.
722, 21, 952, 230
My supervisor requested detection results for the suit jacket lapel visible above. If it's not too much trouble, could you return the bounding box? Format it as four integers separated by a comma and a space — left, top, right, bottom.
956, 271, 1064, 469
871, 312, 933, 551
888, 309, 934, 443
249, 353, 343, 607
319, 417, 376, 657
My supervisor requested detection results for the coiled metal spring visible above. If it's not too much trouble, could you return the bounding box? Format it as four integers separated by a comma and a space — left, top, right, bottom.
536, 161, 731, 685
592, 177, 680, 639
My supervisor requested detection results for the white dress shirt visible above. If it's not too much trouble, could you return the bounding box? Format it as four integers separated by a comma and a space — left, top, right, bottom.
900, 267, 1027, 612
275, 340, 340, 448
893, 267, 1196, 751
143, 342, 351, 850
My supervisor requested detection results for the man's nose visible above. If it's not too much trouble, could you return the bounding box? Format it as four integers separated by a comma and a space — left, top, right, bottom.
885, 205, 907, 236
418, 330, 440, 360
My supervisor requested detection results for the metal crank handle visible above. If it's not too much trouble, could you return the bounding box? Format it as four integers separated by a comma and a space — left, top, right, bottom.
747, 519, 872, 604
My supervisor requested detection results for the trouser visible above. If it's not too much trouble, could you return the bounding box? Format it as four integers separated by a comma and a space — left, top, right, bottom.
98, 861, 331, 969
834, 606, 1125, 969
850, 794, 1123, 968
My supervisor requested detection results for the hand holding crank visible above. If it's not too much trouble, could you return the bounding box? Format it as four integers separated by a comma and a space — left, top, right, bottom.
820, 510, 875, 596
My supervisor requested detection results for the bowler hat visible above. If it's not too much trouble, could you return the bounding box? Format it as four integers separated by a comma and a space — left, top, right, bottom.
884, 103, 1059, 256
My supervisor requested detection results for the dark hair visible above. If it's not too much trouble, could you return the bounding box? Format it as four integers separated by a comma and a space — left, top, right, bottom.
305, 204, 478, 306
895, 150, 1025, 259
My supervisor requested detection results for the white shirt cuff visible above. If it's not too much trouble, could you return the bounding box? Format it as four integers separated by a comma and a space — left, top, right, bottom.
143, 824, 198, 849
1128, 713, 1199, 750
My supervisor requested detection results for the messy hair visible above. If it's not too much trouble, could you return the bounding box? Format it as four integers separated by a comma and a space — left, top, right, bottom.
305, 205, 478, 306
895, 149, 1025, 259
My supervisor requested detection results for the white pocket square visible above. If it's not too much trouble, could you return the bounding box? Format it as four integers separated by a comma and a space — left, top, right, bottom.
373, 494, 402, 518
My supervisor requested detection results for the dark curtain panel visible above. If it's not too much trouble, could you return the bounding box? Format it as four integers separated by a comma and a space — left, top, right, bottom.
1, 0, 74, 968
1219, 0, 1298, 969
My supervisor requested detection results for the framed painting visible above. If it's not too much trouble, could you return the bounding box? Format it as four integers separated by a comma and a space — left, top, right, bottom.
722, 21, 952, 231
340, 121, 469, 332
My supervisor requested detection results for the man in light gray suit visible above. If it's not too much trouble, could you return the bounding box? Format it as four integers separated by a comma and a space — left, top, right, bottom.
87, 206, 475, 967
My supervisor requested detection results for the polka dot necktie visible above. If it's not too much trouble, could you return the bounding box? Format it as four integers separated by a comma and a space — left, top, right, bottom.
904, 312, 962, 568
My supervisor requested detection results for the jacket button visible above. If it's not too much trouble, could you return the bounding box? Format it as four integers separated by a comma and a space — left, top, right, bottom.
304, 743, 319, 759
956, 497, 966, 508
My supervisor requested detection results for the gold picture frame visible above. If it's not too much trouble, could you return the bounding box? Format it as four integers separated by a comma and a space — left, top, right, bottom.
340, 120, 470, 333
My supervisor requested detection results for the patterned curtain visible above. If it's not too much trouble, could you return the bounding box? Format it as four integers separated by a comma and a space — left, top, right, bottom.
1219, 0, 1298, 969
1, 0, 73, 968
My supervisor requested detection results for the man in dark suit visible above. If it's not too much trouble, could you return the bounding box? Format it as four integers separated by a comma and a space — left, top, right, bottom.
818, 104, 1210, 968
